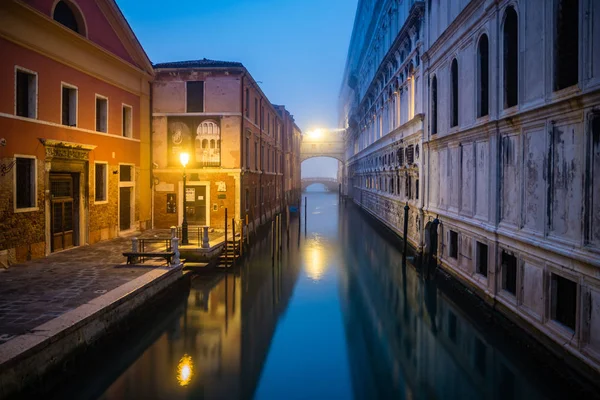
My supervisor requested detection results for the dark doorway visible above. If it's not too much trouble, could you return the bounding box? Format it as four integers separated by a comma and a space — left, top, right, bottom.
120, 187, 132, 231
50, 174, 76, 252
186, 185, 207, 225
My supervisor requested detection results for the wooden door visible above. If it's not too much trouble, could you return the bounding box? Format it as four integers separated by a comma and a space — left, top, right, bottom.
120, 187, 131, 231
51, 174, 74, 252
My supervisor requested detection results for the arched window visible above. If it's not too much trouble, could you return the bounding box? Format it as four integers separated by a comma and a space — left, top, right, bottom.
210, 139, 215, 149
431, 76, 438, 134
53, 1, 83, 35
451, 58, 458, 127
202, 139, 208, 149
503, 6, 519, 108
478, 34, 489, 117
555, 0, 578, 90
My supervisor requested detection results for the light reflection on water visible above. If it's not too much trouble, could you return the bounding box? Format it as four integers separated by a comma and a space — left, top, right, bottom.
39, 191, 599, 400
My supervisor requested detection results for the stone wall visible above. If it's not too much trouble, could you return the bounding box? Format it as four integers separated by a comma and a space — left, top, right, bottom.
0, 157, 45, 264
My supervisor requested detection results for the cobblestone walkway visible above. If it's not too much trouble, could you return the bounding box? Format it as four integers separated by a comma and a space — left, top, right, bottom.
0, 231, 182, 345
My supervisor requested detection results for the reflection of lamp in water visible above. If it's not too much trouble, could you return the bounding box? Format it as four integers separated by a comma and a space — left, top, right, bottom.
177, 354, 194, 386
305, 245, 325, 281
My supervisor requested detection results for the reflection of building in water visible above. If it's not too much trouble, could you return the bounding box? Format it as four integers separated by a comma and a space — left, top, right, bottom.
339, 213, 579, 400
101, 237, 300, 399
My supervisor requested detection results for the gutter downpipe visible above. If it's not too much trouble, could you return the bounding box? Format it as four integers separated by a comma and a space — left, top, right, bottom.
149, 81, 155, 229
240, 72, 246, 223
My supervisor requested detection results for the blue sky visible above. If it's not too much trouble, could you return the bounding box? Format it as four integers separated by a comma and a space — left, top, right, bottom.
117, 0, 358, 177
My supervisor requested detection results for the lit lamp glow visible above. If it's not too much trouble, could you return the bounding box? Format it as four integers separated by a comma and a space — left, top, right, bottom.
307, 129, 323, 140
180, 152, 190, 245
177, 354, 194, 387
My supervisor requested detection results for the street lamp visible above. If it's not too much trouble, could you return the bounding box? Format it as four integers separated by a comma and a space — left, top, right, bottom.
180, 152, 190, 245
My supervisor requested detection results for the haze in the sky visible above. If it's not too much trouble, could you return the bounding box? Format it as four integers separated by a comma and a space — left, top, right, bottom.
116, 0, 358, 178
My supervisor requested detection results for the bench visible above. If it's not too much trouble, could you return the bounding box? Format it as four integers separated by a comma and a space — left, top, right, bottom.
123, 251, 175, 266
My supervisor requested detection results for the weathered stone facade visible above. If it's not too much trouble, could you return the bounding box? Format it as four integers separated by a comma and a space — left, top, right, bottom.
340, 0, 600, 371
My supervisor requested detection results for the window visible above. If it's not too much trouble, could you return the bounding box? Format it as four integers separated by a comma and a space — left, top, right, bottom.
501, 251, 517, 295
449, 230, 458, 259
451, 58, 458, 127
478, 34, 489, 117
503, 6, 519, 108
95, 163, 108, 202
254, 98, 258, 124
53, 1, 83, 35
397, 147, 404, 165
15, 157, 36, 210
245, 136, 250, 168
95, 96, 108, 133
260, 187, 264, 204
415, 179, 419, 200
551, 273, 577, 331
406, 145, 415, 165
476, 241, 488, 277
554, 0, 578, 90
122, 105, 132, 138
61, 84, 77, 127
119, 165, 133, 182
253, 141, 258, 170
186, 81, 204, 112
16, 68, 37, 119
245, 88, 250, 118
407, 175, 412, 199
245, 188, 250, 211
431, 76, 438, 134
261, 106, 264, 130
254, 187, 258, 205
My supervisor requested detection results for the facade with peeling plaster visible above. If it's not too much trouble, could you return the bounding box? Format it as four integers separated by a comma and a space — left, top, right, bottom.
152, 60, 300, 232
341, 0, 600, 372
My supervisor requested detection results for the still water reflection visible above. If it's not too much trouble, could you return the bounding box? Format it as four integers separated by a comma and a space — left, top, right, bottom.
46, 192, 597, 400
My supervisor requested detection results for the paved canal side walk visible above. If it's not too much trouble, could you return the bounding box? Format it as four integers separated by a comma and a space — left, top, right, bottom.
0, 232, 185, 398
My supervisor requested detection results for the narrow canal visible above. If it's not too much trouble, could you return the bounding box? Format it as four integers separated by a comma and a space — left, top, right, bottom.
39, 191, 598, 400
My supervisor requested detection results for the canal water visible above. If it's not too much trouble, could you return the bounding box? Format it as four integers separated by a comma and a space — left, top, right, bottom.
40, 191, 598, 400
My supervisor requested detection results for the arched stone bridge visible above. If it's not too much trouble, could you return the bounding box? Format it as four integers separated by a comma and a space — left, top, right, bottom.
301, 177, 340, 192
300, 130, 346, 163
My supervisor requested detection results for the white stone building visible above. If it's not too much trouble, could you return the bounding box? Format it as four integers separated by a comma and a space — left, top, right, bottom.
340, 0, 426, 252
341, 0, 600, 373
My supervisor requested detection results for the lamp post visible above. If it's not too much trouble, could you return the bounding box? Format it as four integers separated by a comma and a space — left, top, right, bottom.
180, 152, 190, 245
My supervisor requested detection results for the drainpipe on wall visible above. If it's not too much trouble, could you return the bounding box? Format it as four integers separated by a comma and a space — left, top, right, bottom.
240, 72, 246, 222
259, 95, 263, 225
149, 81, 155, 229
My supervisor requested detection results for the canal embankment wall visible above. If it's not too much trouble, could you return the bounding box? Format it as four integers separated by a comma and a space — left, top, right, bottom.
0, 264, 184, 398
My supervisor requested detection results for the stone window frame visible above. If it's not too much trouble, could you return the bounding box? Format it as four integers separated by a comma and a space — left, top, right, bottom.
501, 3, 520, 111
94, 161, 109, 205
13, 154, 38, 213
14, 65, 38, 120
121, 103, 133, 138
476, 33, 490, 118
94, 94, 108, 133
545, 262, 581, 341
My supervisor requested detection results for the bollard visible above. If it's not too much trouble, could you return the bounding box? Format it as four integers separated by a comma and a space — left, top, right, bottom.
304, 196, 307, 233
171, 236, 180, 266
232, 218, 236, 263
131, 237, 138, 253
225, 208, 228, 267
170, 226, 177, 239
403, 202, 409, 264
202, 226, 210, 249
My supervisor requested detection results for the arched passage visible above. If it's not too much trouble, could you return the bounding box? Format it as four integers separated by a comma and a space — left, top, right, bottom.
301, 156, 341, 193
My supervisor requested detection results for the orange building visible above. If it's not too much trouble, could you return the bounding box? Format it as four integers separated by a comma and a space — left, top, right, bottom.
0, 0, 154, 265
